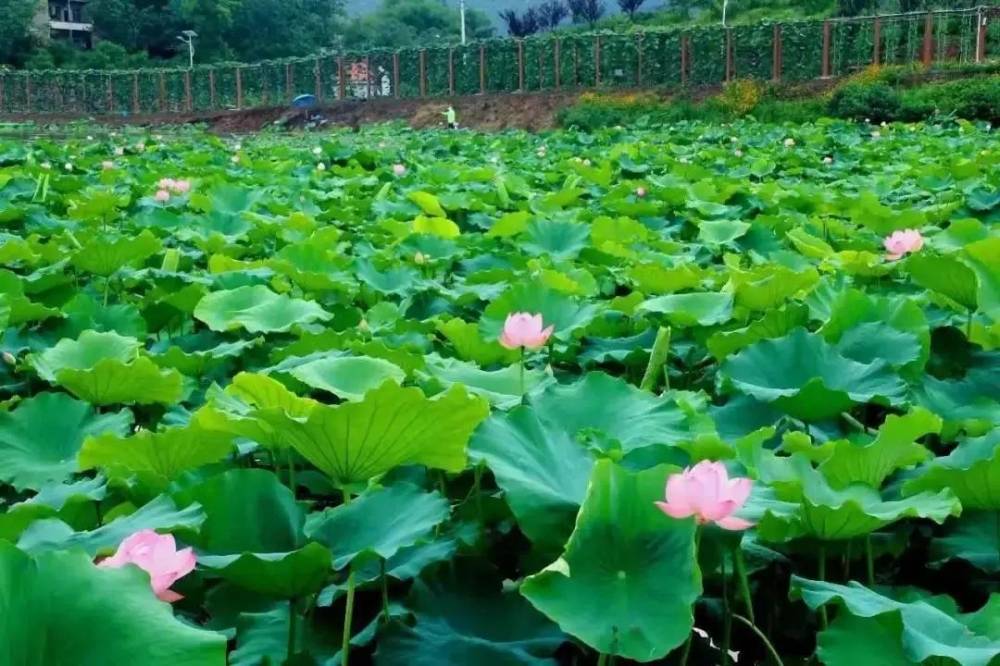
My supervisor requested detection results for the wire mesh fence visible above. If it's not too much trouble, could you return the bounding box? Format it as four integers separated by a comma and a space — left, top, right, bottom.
0, 6, 995, 116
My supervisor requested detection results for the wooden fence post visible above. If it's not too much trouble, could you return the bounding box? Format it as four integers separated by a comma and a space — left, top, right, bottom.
479, 45, 486, 93
209, 69, 216, 108
132, 72, 139, 114
338, 57, 346, 100
184, 70, 192, 111
158, 71, 166, 111
681, 34, 688, 85
821, 20, 832, 77
236, 67, 243, 109
637, 32, 644, 86
772, 24, 782, 81
365, 55, 372, 99
595, 35, 602, 86
448, 48, 455, 95
106, 75, 114, 113
922, 13, 934, 66
725, 28, 734, 82
394, 52, 401, 97
419, 49, 427, 97
538, 46, 544, 90
976, 7, 987, 63
554, 37, 561, 89
314, 58, 322, 100
25, 75, 31, 113
517, 40, 524, 91
285, 62, 293, 100
873, 17, 882, 66
0, 75, 4, 112
574, 42, 580, 86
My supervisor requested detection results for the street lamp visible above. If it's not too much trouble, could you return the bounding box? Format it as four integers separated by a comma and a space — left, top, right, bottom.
177, 30, 197, 69
459, 0, 467, 45
722, 0, 729, 27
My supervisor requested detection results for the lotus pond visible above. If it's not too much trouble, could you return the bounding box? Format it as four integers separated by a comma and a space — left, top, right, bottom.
0, 119, 998, 665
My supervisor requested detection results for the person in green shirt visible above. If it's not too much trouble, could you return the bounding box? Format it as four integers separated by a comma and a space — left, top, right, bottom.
442, 105, 458, 129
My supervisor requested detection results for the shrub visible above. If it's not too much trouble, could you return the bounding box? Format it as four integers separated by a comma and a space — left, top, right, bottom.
717, 79, 764, 117
899, 77, 1000, 123
827, 82, 902, 122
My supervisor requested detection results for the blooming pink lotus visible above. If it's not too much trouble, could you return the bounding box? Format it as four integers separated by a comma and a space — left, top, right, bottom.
499, 312, 554, 350
97, 530, 196, 602
173, 179, 191, 194
656, 461, 753, 531
157, 178, 176, 190
154, 189, 171, 203
884, 229, 924, 261
393, 164, 407, 177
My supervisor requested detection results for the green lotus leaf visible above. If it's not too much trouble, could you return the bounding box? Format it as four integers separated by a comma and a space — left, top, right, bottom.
707, 304, 809, 361
230, 605, 342, 666
58, 293, 148, 339
153, 337, 262, 376
79, 424, 235, 490
903, 429, 1000, 510
627, 262, 706, 295
356, 259, 423, 295
289, 355, 406, 401
0, 270, 60, 324
481, 281, 599, 341
436, 317, 519, 365
915, 372, 999, 439
70, 230, 162, 277
817, 611, 913, 665
31, 329, 140, 382
57, 356, 185, 406
791, 577, 1000, 666
698, 218, 751, 245
376, 567, 564, 666
199, 543, 332, 599
258, 382, 489, 487
722, 328, 907, 421
906, 253, 978, 311
521, 461, 699, 662
522, 219, 590, 259
194, 285, 330, 333
818, 408, 940, 489
419, 355, 555, 409
931, 511, 1000, 573
0, 392, 131, 491
407, 190, 447, 217
0, 542, 226, 666
17, 494, 205, 555
962, 237, 1000, 320
637, 292, 734, 327
305, 483, 449, 569
727, 263, 819, 311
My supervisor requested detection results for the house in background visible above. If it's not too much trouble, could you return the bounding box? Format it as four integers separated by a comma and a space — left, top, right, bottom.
32, 0, 93, 49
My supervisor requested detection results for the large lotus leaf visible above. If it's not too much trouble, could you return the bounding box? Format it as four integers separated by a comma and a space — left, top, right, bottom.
903, 429, 1000, 510
818, 408, 940, 489
376, 569, 564, 666
70, 230, 162, 277
17, 494, 205, 555
152, 335, 262, 376
637, 292, 734, 327
436, 317, 519, 366
529, 372, 691, 453
706, 304, 809, 361
305, 483, 449, 569
754, 456, 960, 542
194, 285, 330, 333
522, 219, 590, 260
722, 328, 907, 421
198, 543, 332, 599
931, 511, 1000, 573
30, 329, 139, 381
0, 542, 226, 666
698, 218, 751, 245
470, 405, 596, 549
79, 424, 234, 490
288, 355, 406, 401
627, 262, 706, 295
792, 577, 1000, 666
727, 263, 819, 311
521, 461, 700, 662
480, 281, 599, 341
419, 355, 555, 409
258, 382, 489, 487
817, 611, 913, 665
0, 392, 131, 491
915, 373, 1000, 440
230, 605, 343, 666
963, 237, 1000, 319
906, 253, 979, 311
56, 356, 185, 406
356, 260, 423, 295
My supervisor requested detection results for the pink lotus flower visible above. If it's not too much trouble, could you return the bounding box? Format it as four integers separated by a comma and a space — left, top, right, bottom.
97, 530, 196, 602
157, 178, 176, 190
656, 461, 753, 531
154, 189, 171, 203
635, 187, 647, 198
884, 229, 924, 261
499, 313, 554, 350
172, 179, 191, 194
393, 164, 407, 177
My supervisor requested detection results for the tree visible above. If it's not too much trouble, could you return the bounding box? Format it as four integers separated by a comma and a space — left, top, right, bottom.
341, 0, 493, 50
617, 0, 646, 19
567, 0, 605, 27
537, 0, 569, 30
226, 0, 345, 60
0, 0, 38, 66
499, 7, 541, 37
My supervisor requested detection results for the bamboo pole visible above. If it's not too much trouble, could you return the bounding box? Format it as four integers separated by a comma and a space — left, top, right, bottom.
821, 20, 832, 77
772, 24, 782, 81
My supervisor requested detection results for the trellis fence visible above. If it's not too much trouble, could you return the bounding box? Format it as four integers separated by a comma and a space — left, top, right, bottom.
1, 6, 996, 116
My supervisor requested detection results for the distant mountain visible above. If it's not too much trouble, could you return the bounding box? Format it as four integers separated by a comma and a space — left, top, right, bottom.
343, 0, 671, 30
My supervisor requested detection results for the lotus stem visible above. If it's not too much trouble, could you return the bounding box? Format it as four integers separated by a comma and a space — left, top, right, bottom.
519, 347, 525, 399
287, 448, 297, 499
733, 546, 755, 624
342, 489, 355, 666
380, 558, 390, 624
840, 412, 872, 435
287, 598, 298, 660
640, 326, 672, 392
722, 553, 731, 666
966, 309, 973, 340
865, 535, 875, 586
473, 461, 484, 521
596, 653, 608, 666
679, 634, 693, 666
818, 545, 828, 629
732, 614, 785, 666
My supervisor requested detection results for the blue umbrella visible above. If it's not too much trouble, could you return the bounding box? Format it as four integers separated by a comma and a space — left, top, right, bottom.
292, 94, 318, 109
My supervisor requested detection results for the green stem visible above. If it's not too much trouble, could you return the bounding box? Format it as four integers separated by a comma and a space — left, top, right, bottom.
380, 558, 390, 624
865, 534, 875, 586
287, 448, 297, 499
722, 553, 731, 666
519, 347, 525, 399
596, 653, 608, 666
733, 546, 755, 624
473, 461, 484, 521
287, 598, 298, 660
679, 634, 693, 666
818, 545, 828, 629
639, 326, 672, 392
732, 614, 785, 666
341, 488, 354, 666
843, 539, 852, 580
840, 411, 872, 434
966, 309, 974, 340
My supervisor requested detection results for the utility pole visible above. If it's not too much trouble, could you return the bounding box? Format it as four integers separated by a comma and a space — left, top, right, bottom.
460, 0, 467, 45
